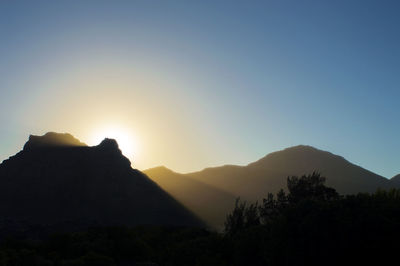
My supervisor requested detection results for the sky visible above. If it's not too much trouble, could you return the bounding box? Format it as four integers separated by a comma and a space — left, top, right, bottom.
0, 0, 399, 178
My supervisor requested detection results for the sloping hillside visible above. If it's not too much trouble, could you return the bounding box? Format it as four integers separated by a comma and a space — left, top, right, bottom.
145, 145, 393, 228
187, 145, 390, 200
144, 166, 236, 229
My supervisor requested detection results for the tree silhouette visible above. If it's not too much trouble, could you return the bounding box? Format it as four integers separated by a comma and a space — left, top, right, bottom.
287, 172, 339, 203
224, 198, 260, 235
225, 172, 339, 234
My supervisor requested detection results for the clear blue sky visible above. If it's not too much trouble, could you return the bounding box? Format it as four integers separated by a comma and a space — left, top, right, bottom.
1, 0, 399, 177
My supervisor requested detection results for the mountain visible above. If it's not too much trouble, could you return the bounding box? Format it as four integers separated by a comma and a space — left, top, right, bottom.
390, 174, 400, 186
145, 145, 393, 228
23, 132, 86, 149
186, 145, 391, 199
144, 166, 236, 229
0, 132, 203, 229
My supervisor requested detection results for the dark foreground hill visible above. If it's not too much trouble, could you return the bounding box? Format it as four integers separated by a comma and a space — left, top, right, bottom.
0, 175, 398, 266
0, 132, 203, 230
145, 145, 393, 228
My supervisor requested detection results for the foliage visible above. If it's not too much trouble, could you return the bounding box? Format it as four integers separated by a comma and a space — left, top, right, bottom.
225, 172, 340, 233
287, 172, 339, 202
224, 198, 260, 235
0, 173, 399, 265
222, 172, 400, 265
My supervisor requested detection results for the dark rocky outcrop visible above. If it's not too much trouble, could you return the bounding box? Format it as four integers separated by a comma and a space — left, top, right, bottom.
22, 132, 86, 150
0, 133, 203, 230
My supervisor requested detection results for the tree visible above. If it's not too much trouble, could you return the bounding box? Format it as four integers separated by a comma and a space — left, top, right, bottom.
259, 189, 287, 224
225, 172, 339, 235
224, 198, 260, 235
287, 172, 339, 203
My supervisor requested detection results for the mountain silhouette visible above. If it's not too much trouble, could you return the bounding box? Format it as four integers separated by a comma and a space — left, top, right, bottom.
145, 145, 393, 228
390, 174, 400, 186
23, 132, 87, 149
186, 145, 391, 199
0, 132, 203, 229
144, 166, 236, 229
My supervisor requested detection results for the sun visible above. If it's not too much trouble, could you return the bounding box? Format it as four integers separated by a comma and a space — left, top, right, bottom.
90, 126, 138, 158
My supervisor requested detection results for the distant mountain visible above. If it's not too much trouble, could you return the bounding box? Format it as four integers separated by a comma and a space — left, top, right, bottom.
390, 174, 400, 186
186, 145, 391, 199
144, 166, 236, 229
0, 133, 203, 229
145, 145, 393, 228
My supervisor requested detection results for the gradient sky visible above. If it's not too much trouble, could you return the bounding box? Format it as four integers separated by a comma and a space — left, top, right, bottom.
1, 0, 399, 178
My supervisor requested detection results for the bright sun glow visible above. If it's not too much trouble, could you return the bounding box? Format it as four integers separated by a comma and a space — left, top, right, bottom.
90, 126, 138, 158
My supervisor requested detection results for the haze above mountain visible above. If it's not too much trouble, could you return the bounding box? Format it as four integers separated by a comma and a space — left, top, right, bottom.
145, 145, 399, 228
0, 132, 203, 229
